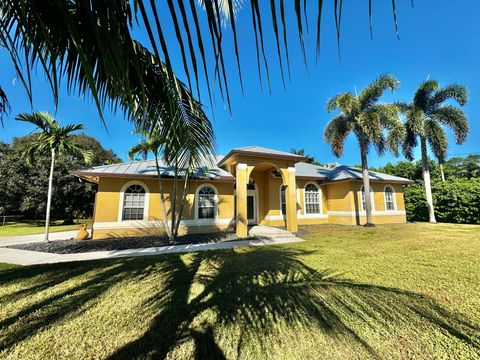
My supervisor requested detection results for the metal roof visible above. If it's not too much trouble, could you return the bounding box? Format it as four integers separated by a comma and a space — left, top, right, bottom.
217, 145, 305, 166
73, 155, 235, 182
74, 157, 413, 185
294, 163, 414, 183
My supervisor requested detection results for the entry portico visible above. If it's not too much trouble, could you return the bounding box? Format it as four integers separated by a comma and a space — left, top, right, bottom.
218, 146, 305, 237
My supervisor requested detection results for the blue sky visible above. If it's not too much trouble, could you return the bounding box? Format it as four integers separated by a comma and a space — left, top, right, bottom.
0, 0, 478, 167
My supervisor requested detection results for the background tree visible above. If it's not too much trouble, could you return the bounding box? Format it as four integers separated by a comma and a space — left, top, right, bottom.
324, 74, 404, 226
398, 80, 469, 223
291, 148, 321, 165
0, 134, 120, 222
15, 112, 92, 241
444, 155, 480, 180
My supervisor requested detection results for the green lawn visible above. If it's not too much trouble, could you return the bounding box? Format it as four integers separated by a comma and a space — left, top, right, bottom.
1, 223, 479, 359
0, 219, 91, 237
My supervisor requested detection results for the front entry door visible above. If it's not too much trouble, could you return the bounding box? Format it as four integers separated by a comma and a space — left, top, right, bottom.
247, 190, 257, 225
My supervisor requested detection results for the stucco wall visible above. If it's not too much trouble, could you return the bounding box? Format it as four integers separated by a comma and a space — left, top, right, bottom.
92, 175, 407, 238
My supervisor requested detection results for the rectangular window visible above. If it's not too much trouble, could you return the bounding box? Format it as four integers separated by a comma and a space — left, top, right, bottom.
305, 186, 321, 214
198, 194, 215, 219
385, 190, 395, 211
122, 193, 145, 220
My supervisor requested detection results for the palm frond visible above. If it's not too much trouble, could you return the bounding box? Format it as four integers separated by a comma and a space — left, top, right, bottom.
430, 84, 469, 108
0, 86, 10, 125
324, 115, 352, 157
326, 92, 357, 114
425, 119, 448, 163
375, 104, 404, 156
430, 105, 469, 144
358, 73, 399, 111
128, 141, 151, 161
413, 79, 439, 109
1, 1, 406, 120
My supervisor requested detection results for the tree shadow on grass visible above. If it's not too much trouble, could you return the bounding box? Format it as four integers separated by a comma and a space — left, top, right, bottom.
0, 248, 478, 358
106, 247, 480, 359
0, 258, 174, 352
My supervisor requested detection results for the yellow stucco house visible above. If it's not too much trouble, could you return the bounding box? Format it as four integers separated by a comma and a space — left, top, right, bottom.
73, 146, 413, 239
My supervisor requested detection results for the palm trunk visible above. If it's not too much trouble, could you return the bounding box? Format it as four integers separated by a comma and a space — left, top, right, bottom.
359, 138, 374, 227
174, 170, 190, 238
44, 148, 56, 242
421, 137, 437, 223
154, 153, 171, 238
440, 163, 445, 182
169, 161, 179, 243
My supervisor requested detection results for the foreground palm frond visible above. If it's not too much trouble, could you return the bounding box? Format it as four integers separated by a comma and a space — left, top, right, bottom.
0, 0, 408, 121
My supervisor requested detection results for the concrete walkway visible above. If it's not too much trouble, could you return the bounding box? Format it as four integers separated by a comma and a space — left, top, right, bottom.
0, 236, 303, 266
0, 230, 77, 247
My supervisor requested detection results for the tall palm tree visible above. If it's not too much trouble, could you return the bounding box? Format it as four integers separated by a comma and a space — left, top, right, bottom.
15, 112, 92, 241
324, 74, 405, 226
398, 80, 469, 223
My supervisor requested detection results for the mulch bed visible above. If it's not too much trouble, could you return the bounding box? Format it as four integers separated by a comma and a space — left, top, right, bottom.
7, 232, 259, 254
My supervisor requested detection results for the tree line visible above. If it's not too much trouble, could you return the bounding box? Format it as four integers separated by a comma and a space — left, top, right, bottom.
0, 133, 121, 225
371, 156, 480, 224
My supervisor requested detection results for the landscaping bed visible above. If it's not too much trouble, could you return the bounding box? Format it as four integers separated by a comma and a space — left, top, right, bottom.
7, 231, 250, 254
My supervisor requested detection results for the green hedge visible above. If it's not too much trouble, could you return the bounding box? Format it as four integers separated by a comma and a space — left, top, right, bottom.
405, 179, 480, 224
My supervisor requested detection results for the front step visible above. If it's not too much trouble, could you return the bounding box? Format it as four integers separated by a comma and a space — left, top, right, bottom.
248, 225, 295, 239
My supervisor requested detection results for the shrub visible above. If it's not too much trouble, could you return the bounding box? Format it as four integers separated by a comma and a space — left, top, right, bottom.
405, 179, 480, 224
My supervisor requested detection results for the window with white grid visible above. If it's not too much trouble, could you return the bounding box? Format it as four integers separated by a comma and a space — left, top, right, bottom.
384, 186, 395, 211
304, 184, 321, 214
122, 184, 146, 220
198, 186, 216, 219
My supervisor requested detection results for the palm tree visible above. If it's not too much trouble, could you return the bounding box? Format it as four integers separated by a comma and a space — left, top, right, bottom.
129, 93, 215, 242
128, 129, 171, 240
15, 112, 92, 241
324, 74, 405, 226
398, 80, 469, 223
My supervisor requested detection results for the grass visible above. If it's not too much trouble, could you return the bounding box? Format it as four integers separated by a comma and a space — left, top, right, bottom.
0, 219, 91, 237
0, 223, 479, 359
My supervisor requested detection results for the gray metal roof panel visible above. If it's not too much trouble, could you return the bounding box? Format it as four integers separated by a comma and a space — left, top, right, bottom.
231, 146, 303, 157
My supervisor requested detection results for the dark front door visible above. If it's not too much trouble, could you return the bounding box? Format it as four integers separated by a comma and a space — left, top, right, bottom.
247, 194, 256, 224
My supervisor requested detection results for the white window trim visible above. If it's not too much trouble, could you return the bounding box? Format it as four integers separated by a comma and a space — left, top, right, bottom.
383, 185, 397, 211
303, 182, 322, 215
117, 180, 150, 222
360, 185, 375, 211
194, 183, 219, 221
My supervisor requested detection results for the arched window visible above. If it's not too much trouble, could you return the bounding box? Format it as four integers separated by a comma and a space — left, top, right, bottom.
384, 186, 395, 211
197, 185, 216, 219
360, 185, 374, 211
304, 183, 321, 214
280, 185, 287, 215
122, 184, 146, 220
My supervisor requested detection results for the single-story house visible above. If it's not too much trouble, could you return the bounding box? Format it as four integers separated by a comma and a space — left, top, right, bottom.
73, 146, 413, 239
